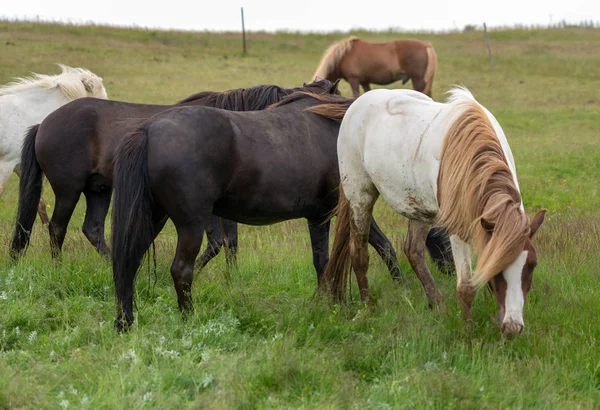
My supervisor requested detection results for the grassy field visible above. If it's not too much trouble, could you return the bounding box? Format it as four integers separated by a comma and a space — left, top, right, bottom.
0, 21, 599, 408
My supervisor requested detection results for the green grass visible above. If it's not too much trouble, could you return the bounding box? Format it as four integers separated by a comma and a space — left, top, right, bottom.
1, 21, 599, 408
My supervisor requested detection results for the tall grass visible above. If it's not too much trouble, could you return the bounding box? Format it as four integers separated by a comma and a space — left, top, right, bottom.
0, 22, 599, 408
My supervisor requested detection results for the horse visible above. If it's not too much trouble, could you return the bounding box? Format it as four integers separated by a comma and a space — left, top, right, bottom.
0, 64, 107, 226
10, 80, 339, 264
110, 91, 452, 331
320, 87, 546, 337
312, 37, 437, 98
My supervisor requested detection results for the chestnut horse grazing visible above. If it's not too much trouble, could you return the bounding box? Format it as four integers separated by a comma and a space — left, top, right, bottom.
321, 87, 546, 337
312, 37, 437, 98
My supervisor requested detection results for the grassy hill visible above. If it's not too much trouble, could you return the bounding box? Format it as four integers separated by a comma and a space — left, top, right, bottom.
0, 21, 599, 408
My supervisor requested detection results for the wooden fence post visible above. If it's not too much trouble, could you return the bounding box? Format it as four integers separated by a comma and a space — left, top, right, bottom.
483, 22, 494, 69
241, 7, 247, 55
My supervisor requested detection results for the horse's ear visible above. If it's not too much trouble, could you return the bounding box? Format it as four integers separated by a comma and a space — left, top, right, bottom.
529, 209, 546, 238
81, 78, 94, 93
329, 78, 341, 94
481, 217, 494, 233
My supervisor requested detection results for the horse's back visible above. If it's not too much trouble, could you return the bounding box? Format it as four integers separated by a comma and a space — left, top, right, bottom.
338, 89, 447, 220
142, 103, 340, 224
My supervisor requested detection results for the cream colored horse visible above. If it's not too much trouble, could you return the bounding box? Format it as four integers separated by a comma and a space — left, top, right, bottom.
322, 87, 546, 337
0, 64, 107, 224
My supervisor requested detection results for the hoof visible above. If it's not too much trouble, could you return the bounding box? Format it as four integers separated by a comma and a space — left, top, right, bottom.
114, 315, 133, 333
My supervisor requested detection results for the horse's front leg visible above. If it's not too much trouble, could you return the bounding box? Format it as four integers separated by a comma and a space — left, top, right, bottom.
450, 235, 476, 334
347, 77, 361, 98
405, 220, 445, 312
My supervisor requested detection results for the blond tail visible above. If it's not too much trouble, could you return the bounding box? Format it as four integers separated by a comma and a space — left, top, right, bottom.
320, 183, 353, 302
423, 44, 438, 98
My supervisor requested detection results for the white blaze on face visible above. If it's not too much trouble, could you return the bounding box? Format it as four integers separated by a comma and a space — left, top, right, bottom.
502, 251, 528, 327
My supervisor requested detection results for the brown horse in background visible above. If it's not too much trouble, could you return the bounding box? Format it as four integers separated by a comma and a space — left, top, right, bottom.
312, 37, 437, 97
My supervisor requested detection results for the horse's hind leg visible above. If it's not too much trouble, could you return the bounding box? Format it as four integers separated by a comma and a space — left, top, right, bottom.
82, 188, 111, 258
172, 221, 206, 314
196, 215, 223, 270
221, 218, 238, 269
307, 217, 330, 286
361, 82, 371, 93
404, 220, 445, 311
411, 76, 429, 97
48, 190, 81, 258
368, 218, 403, 282
346, 186, 379, 303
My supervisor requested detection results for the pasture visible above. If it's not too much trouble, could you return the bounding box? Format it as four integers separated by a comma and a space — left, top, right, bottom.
0, 21, 599, 408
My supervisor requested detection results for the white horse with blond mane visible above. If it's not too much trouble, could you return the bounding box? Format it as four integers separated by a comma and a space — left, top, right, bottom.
322, 87, 546, 337
0, 64, 107, 224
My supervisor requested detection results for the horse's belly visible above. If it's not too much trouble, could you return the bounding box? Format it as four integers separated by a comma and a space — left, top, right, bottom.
379, 183, 438, 223
213, 195, 313, 226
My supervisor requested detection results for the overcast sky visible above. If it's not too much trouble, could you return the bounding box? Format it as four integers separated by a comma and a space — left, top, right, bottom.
2, 0, 598, 32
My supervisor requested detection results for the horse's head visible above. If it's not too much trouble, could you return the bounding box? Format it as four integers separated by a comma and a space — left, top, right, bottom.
299, 78, 341, 96
488, 209, 546, 337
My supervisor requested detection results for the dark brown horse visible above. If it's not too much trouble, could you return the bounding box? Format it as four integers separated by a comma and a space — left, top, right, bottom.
10, 80, 340, 264
110, 92, 452, 330
313, 37, 437, 98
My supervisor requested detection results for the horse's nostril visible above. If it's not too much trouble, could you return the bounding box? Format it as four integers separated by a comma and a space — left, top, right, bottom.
502, 321, 524, 337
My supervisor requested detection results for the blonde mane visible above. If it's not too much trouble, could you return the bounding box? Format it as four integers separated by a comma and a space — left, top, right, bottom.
0, 64, 106, 100
437, 87, 530, 286
312, 36, 357, 81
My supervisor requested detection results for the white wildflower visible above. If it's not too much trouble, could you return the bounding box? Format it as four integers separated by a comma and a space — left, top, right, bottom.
0, 291, 7, 300
28, 331, 38, 343
201, 373, 214, 388
119, 349, 140, 363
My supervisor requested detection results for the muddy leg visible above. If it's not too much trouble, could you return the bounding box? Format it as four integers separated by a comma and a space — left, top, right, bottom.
348, 193, 378, 303
404, 220, 445, 312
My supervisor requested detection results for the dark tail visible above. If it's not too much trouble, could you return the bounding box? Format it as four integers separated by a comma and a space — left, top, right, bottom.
10, 124, 43, 259
320, 183, 353, 302
111, 126, 155, 331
